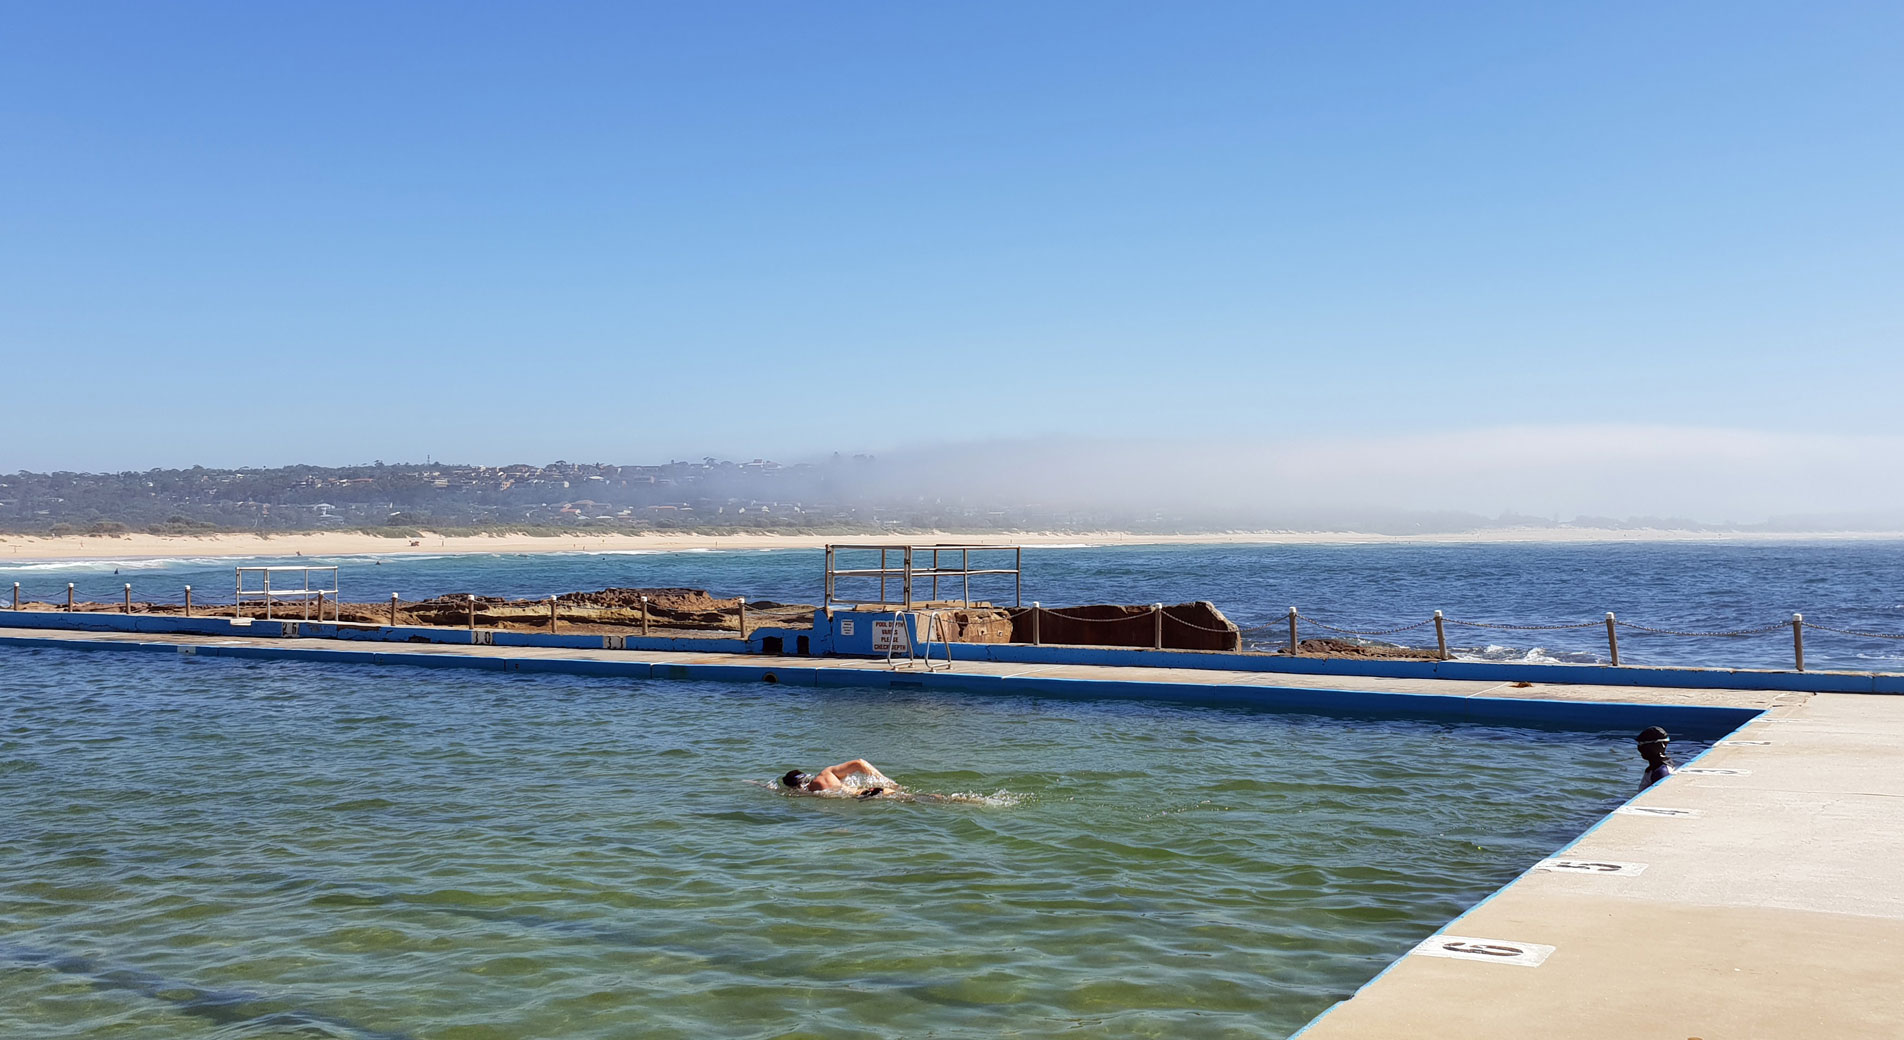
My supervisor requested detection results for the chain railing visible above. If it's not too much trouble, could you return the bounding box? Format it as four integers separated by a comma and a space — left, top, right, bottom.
1799, 620, 1904, 641
1226, 607, 1904, 673
1289, 616, 1437, 637
1444, 618, 1602, 632
9, 581, 1904, 672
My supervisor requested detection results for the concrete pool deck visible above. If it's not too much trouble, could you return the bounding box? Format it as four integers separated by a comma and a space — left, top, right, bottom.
3, 626, 1898, 1038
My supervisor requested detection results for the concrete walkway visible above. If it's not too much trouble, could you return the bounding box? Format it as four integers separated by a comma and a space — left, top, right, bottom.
4, 626, 1897, 1038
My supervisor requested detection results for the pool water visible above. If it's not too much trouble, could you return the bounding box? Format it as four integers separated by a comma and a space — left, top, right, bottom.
0, 647, 1681, 1038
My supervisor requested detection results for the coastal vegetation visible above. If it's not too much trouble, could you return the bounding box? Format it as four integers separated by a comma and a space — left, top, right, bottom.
0, 460, 1874, 538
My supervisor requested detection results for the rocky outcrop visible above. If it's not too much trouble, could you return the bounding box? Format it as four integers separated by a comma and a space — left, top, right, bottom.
922, 607, 1016, 643
1274, 637, 1441, 661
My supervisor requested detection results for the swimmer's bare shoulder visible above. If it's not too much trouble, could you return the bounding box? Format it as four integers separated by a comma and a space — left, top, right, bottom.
779, 758, 898, 797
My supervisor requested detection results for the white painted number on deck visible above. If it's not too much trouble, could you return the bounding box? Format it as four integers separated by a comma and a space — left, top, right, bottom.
1615, 806, 1702, 818
1534, 858, 1647, 876
1680, 767, 1750, 776
1411, 935, 1555, 968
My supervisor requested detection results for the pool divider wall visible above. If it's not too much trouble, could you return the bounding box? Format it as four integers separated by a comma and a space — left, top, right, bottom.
0, 629, 1764, 741
5, 606, 1897, 696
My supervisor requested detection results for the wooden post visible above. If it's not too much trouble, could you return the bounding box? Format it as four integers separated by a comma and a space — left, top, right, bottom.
467, 594, 476, 631
184, 585, 192, 617
315, 590, 325, 621
1031, 602, 1041, 646
10, 582, 17, 610
1287, 606, 1299, 656
549, 595, 557, 632
67, 583, 74, 611
1434, 610, 1448, 660
124, 583, 132, 614
1793, 613, 1805, 672
1605, 612, 1620, 666
390, 593, 399, 627
738, 597, 748, 639
641, 596, 650, 636
1152, 603, 1164, 650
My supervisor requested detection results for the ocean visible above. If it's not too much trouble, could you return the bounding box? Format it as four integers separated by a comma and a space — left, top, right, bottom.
4, 539, 1902, 671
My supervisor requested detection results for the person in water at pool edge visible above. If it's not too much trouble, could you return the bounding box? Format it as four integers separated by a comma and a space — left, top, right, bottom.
1636, 726, 1676, 790
782, 759, 895, 798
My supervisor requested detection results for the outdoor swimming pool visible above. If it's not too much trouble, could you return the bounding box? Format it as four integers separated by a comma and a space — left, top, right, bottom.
0, 647, 1690, 1038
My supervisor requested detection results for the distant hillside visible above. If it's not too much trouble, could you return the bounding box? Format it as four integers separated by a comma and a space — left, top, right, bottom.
3, 460, 1895, 537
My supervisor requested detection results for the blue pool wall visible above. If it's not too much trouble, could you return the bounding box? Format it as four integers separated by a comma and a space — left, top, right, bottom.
0, 630, 1762, 741
5, 606, 1902, 698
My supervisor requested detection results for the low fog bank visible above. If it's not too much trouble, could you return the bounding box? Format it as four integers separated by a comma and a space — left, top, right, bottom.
809, 426, 1904, 533
9, 425, 1900, 536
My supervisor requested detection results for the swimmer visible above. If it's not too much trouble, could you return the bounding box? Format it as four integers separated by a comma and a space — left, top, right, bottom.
1636, 726, 1676, 790
781, 759, 896, 798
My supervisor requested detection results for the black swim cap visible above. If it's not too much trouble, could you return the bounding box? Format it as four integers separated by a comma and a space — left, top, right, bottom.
1636, 726, 1670, 745
781, 770, 809, 788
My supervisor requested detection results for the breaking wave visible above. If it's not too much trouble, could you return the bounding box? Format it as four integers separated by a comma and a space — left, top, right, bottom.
1454, 644, 1603, 665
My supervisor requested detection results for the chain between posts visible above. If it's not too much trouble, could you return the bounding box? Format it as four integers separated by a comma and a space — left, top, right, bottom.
1800, 620, 1904, 640
1030, 605, 1239, 635
1443, 618, 1602, 631
1037, 607, 1154, 624
1285, 613, 1438, 637
1165, 613, 1245, 634
1612, 619, 1788, 638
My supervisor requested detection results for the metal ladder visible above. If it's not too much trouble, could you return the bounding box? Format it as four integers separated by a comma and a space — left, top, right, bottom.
886, 610, 953, 672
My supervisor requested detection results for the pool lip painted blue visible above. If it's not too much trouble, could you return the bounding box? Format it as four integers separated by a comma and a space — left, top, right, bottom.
0, 622, 1765, 743
3, 606, 1895, 696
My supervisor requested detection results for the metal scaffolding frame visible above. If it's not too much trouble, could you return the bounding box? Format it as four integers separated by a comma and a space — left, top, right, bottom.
236, 565, 340, 621
823, 543, 1021, 611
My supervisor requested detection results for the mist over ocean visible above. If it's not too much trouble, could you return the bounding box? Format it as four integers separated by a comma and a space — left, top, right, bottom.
6, 540, 1901, 671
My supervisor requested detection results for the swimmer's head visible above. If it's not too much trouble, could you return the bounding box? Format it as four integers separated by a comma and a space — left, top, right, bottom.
781, 770, 810, 789
1635, 727, 1671, 761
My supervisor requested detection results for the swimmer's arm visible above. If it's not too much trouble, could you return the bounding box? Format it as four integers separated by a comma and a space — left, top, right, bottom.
839, 759, 893, 784
817, 760, 892, 786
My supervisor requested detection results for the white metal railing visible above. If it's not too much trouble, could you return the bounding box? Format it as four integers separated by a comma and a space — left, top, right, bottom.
824, 543, 1021, 610
235, 566, 340, 621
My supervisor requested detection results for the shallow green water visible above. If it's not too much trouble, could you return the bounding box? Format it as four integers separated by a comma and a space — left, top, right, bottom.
0, 647, 1670, 1038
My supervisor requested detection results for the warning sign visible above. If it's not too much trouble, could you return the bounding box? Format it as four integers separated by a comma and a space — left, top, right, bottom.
872, 619, 910, 652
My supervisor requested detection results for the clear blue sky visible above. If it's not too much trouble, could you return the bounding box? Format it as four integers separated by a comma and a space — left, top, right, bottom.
2, 1, 1899, 474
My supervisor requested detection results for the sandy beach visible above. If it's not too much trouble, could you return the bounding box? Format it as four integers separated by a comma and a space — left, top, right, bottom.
1, 527, 1899, 562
